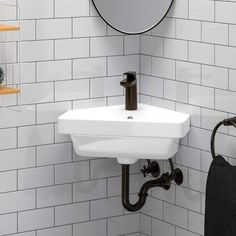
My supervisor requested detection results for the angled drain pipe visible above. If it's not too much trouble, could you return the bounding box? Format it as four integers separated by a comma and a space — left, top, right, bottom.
121, 159, 183, 212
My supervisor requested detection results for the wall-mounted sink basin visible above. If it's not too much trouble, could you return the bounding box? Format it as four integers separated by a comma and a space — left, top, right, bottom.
58, 104, 190, 164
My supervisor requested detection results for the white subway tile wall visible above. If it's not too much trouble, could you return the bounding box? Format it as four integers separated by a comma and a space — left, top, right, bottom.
140, 0, 236, 235
0, 0, 141, 236
0, 0, 234, 235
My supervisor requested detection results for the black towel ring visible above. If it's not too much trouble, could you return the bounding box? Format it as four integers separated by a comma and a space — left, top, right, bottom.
211, 117, 236, 159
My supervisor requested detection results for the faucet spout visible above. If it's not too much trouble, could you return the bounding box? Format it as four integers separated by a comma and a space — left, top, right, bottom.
120, 71, 137, 110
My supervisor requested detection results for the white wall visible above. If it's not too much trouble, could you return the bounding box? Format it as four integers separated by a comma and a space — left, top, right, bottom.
0, 0, 141, 235
140, 0, 236, 235
0, 0, 235, 235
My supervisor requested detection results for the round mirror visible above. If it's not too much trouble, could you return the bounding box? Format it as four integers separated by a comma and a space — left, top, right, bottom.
92, 0, 173, 35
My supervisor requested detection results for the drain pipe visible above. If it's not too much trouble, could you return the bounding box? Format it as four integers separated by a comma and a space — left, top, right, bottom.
121, 159, 183, 212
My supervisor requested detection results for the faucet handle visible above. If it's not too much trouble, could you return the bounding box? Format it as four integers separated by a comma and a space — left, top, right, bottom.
123, 71, 136, 80
120, 71, 137, 88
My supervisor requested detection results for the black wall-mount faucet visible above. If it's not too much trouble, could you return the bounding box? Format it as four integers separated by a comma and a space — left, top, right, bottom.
120, 71, 137, 110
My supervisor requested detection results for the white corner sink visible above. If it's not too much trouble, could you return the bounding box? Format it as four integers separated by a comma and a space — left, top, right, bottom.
58, 104, 190, 164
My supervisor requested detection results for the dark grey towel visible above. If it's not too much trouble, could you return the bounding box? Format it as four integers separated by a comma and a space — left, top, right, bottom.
205, 155, 236, 236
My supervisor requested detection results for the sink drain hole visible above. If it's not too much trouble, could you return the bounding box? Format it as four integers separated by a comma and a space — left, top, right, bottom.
127, 116, 134, 120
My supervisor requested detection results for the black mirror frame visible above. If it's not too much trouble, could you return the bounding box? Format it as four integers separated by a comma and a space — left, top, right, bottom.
91, 0, 174, 35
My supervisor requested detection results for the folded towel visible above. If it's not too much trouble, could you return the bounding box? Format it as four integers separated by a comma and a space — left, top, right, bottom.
205, 155, 236, 236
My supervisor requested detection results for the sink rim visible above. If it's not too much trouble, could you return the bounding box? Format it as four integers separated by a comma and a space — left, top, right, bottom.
58, 103, 190, 139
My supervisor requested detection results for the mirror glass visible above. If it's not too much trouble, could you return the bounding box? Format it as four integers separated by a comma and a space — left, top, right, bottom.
92, 0, 173, 34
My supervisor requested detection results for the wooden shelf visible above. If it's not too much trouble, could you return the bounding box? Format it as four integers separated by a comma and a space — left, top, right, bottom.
0, 86, 20, 95
0, 25, 20, 31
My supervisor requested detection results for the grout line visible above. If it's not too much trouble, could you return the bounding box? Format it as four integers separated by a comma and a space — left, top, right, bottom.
3, 2, 236, 236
